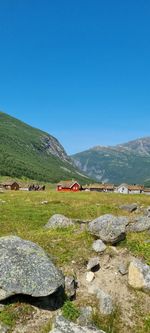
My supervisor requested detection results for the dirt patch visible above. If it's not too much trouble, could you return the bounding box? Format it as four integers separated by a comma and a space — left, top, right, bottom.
76, 247, 150, 332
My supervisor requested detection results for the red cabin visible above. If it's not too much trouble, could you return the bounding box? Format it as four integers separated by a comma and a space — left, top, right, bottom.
57, 180, 81, 192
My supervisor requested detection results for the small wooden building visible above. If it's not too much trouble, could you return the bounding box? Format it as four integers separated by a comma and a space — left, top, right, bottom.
143, 188, 150, 195
2, 182, 20, 191
57, 180, 81, 192
83, 183, 114, 192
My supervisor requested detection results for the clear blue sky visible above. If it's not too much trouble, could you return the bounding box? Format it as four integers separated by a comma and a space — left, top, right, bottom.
0, 0, 150, 154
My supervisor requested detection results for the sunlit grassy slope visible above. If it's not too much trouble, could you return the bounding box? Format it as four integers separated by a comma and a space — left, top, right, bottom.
0, 112, 91, 183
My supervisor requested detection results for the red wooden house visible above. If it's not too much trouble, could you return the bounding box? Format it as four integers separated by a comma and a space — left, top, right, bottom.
57, 180, 81, 192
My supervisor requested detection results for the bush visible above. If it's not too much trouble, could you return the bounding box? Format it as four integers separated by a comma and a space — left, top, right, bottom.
62, 300, 80, 322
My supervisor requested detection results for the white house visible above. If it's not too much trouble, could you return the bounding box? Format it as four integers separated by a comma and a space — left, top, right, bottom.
115, 184, 144, 194
115, 183, 129, 194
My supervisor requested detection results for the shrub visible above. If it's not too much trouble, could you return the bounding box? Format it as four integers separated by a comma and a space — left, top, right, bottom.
62, 300, 80, 322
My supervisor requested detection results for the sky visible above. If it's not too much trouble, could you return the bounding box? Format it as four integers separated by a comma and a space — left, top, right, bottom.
0, 0, 150, 154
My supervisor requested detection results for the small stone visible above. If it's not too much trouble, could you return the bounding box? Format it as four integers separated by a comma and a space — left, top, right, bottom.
87, 258, 100, 272
45, 214, 74, 229
41, 201, 49, 204
92, 240, 106, 253
118, 263, 128, 275
97, 290, 114, 315
88, 287, 113, 315
86, 272, 95, 283
77, 306, 93, 326
119, 204, 138, 213
65, 276, 76, 299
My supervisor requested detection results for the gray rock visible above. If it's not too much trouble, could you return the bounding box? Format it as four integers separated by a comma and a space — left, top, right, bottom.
92, 240, 106, 253
45, 214, 74, 229
97, 290, 113, 315
128, 258, 150, 293
118, 263, 128, 275
65, 276, 76, 299
126, 216, 150, 232
0, 236, 64, 300
88, 214, 129, 244
87, 258, 100, 271
50, 315, 106, 333
88, 285, 113, 315
120, 203, 138, 213
77, 306, 93, 326
0, 322, 9, 333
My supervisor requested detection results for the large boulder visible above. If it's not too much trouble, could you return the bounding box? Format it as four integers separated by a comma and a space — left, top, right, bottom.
88, 214, 129, 244
128, 259, 150, 293
119, 203, 138, 213
45, 214, 74, 229
0, 236, 64, 300
126, 216, 150, 232
50, 315, 106, 333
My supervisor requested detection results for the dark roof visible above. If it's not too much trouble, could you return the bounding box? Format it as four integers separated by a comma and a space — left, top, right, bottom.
57, 180, 80, 188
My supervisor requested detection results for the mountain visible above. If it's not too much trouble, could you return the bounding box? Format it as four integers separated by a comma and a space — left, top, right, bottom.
71, 138, 150, 185
0, 112, 90, 183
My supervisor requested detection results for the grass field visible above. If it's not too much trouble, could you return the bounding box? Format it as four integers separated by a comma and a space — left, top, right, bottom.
0, 190, 150, 332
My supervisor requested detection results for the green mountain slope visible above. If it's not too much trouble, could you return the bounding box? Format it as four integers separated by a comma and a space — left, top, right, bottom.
71, 139, 150, 185
0, 112, 90, 183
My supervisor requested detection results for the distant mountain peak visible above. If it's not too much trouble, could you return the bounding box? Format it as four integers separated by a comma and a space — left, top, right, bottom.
71, 136, 150, 184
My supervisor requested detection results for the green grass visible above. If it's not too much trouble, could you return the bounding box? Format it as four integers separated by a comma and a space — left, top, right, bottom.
39, 320, 53, 333
0, 303, 34, 329
62, 300, 80, 322
119, 232, 150, 265
0, 190, 150, 265
91, 307, 121, 333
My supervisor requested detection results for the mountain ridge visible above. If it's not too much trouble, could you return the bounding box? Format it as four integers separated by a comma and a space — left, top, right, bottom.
71, 137, 150, 185
0, 111, 90, 183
